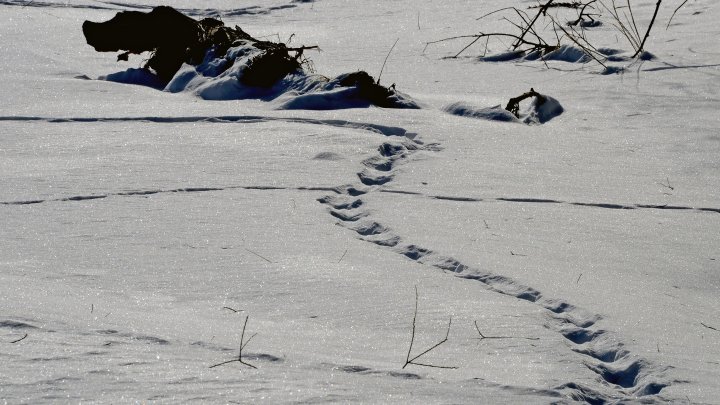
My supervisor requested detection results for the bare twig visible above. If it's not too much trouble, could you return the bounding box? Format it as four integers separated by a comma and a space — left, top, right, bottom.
223, 307, 243, 313
245, 248, 272, 263
551, 20, 608, 67
658, 177, 674, 190
404, 286, 419, 367
210, 315, 257, 369
425, 32, 556, 59
701, 322, 719, 332
514, 0, 555, 50
377, 38, 400, 85
10, 334, 28, 344
338, 248, 348, 263
632, 0, 663, 58
477, 7, 519, 21
474, 321, 540, 341
568, 0, 599, 26
403, 287, 457, 369
666, 0, 689, 29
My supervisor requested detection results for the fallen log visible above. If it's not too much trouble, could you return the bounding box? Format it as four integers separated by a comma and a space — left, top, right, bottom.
82, 6, 297, 83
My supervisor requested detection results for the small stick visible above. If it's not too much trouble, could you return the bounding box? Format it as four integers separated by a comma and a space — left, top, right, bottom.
245, 248, 272, 263
403, 287, 457, 369
377, 38, 400, 85
576, 273, 583, 284
338, 248, 348, 263
10, 334, 28, 344
223, 307, 243, 313
666, 0, 689, 29
513, 0, 555, 50
631, 0, 663, 58
474, 321, 539, 341
210, 316, 258, 369
701, 322, 719, 332
658, 177, 674, 190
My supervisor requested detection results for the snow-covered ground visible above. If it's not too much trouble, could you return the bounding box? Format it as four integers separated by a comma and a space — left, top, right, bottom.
1, 0, 719, 403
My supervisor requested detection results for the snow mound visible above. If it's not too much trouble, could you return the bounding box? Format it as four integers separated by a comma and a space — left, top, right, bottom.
479, 45, 628, 65
100, 68, 166, 90
521, 94, 564, 124
444, 94, 563, 124
443, 102, 518, 122
103, 43, 419, 110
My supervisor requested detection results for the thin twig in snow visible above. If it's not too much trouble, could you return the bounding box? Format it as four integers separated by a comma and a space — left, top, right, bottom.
377, 38, 400, 85
245, 248, 272, 263
338, 248, 348, 263
10, 334, 28, 344
403, 287, 457, 369
632, 0, 663, 58
474, 321, 540, 341
210, 316, 258, 369
701, 322, 719, 332
667, 0, 689, 29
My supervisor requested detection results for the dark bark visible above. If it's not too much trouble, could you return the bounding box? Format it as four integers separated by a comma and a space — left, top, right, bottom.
82, 6, 295, 83
82, 6, 412, 108
505, 88, 546, 118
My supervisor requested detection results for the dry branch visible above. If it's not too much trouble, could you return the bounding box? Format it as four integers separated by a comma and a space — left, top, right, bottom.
403, 287, 457, 370
666, 0, 689, 29
505, 88, 545, 118
210, 315, 258, 369
568, 0, 599, 26
474, 321, 540, 341
9, 333, 28, 344
632, 0, 663, 58
514, 0, 555, 50
701, 322, 719, 332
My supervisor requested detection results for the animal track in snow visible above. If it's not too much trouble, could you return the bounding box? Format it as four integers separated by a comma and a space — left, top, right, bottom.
315, 122, 672, 402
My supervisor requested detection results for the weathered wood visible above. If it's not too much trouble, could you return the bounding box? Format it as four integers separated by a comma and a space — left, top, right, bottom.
83, 6, 291, 82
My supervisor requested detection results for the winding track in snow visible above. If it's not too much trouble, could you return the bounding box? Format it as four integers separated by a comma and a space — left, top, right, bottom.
0, 114, 678, 402
312, 120, 673, 403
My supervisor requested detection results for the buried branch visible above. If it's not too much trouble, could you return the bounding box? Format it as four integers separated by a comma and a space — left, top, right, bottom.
403, 287, 457, 370
474, 321, 540, 342
429, 0, 680, 68
9, 333, 28, 344
701, 322, 719, 333
505, 88, 546, 118
567, 0, 599, 26
424, 32, 557, 59
210, 315, 257, 369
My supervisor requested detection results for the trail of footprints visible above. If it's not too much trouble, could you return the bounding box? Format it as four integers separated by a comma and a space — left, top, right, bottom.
317, 135, 669, 402
1, 113, 672, 400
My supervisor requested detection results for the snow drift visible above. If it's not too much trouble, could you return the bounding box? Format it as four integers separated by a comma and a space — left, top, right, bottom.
444, 93, 563, 124
84, 6, 419, 109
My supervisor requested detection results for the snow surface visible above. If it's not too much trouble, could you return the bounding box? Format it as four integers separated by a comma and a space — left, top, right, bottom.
1, 0, 719, 403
